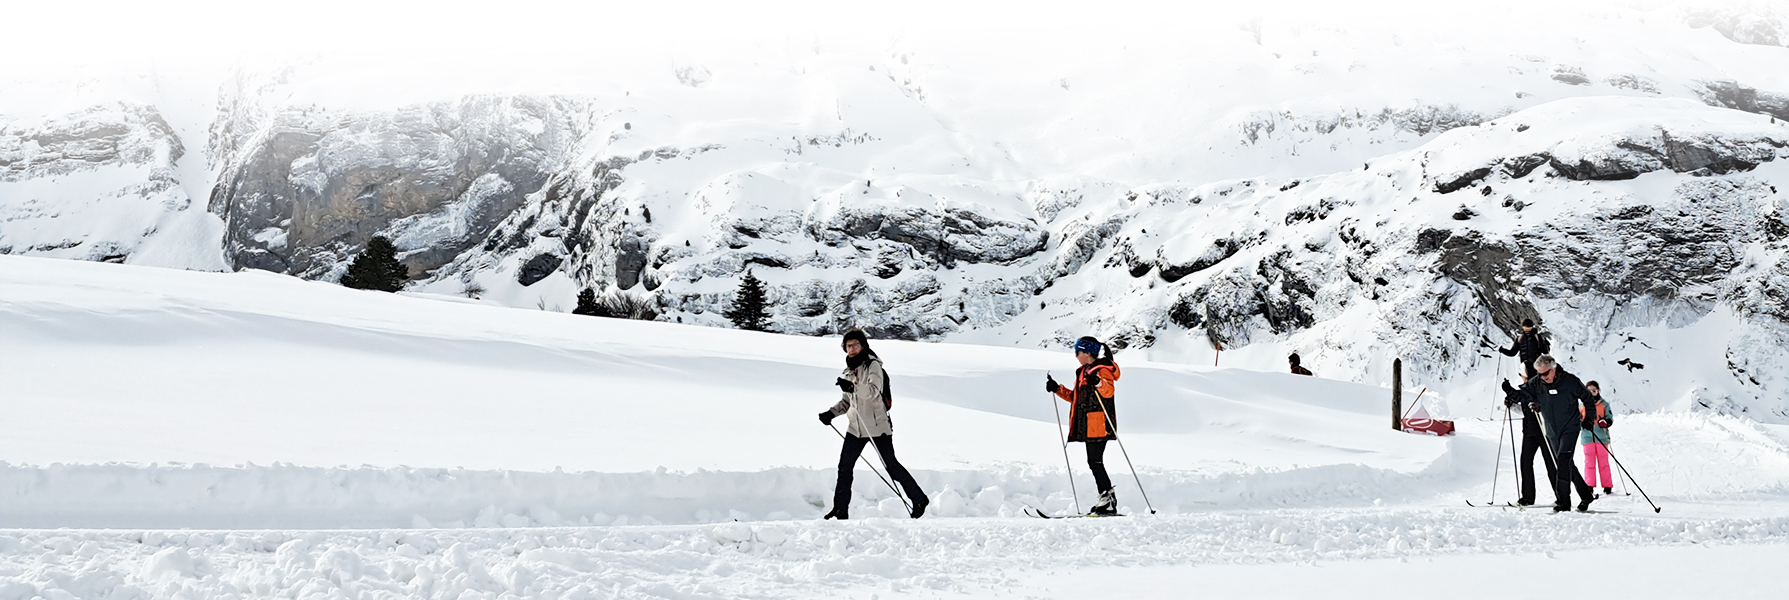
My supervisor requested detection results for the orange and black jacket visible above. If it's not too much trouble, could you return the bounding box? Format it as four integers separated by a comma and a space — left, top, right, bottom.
1054, 358, 1120, 442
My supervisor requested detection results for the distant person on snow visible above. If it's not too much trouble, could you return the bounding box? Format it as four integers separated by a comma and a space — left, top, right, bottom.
1288, 353, 1313, 376
1046, 336, 1123, 516
817, 328, 928, 520
1502, 355, 1599, 512
1500, 318, 1551, 380
1581, 381, 1616, 495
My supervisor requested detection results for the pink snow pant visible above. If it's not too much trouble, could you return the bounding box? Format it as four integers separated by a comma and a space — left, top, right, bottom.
1581, 442, 1613, 488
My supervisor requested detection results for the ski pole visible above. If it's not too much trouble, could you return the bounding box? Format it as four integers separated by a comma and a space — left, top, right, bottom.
1487, 403, 1510, 505
1590, 428, 1661, 513
1528, 403, 1569, 506
1090, 392, 1156, 515
1047, 374, 1082, 514
829, 422, 911, 514
1505, 401, 1521, 500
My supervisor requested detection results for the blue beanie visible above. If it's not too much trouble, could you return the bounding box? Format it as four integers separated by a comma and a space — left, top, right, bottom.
1074, 337, 1102, 356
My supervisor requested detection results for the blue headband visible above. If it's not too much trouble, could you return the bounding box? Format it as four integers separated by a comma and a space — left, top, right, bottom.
1074, 339, 1101, 356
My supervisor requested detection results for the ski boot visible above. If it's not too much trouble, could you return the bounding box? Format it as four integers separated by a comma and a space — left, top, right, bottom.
1602, 487, 1613, 495
822, 507, 848, 520
910, 495, 929, 519
1090, 490, 1119, 516
1576, 495, 1596, 513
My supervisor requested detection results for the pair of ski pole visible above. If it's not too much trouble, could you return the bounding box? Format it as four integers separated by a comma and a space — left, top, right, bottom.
828, 421, 913, 515
1046, 373, 1156, 515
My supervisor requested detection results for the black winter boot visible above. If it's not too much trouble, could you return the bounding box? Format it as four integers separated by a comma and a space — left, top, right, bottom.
910, 495, 929, 519
823, 507, 848, 520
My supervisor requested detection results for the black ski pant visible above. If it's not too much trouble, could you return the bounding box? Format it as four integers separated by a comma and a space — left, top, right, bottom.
1548, 434, 1595, 509
1085, 439, 1113, 493
833, 434, 925, 511
1517, 412, 1556, 504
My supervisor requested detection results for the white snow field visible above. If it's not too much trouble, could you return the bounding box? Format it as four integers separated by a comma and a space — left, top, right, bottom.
5, 255, 1789, 598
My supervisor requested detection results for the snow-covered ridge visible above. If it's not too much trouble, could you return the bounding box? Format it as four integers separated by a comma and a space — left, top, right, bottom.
5, 2, 1789, 422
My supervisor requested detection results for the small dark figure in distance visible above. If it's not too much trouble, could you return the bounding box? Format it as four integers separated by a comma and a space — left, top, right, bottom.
1289, 353, 1313, 376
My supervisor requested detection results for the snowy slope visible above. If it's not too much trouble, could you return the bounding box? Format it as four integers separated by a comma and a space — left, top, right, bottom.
5, 255, 1789, 598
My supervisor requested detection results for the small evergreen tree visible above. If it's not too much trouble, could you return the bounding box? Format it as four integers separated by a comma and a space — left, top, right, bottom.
340, 236, 407, 292
724, 270, 770, 331
572, 288, 610, 317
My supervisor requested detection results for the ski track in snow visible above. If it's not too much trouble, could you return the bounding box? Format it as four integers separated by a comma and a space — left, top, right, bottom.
4, 505, 1787, 599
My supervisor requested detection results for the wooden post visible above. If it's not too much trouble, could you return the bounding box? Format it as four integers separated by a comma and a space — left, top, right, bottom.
1392, 358, 1403, 430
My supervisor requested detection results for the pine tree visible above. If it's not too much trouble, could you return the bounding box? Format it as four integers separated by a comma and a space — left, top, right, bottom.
724, 270, 770, 331
340, 236, 407, 292
572, 288, 610, 317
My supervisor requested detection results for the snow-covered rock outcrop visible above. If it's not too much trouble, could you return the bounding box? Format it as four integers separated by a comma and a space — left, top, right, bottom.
0, 102, 223, 269
4, 2, 1789, 419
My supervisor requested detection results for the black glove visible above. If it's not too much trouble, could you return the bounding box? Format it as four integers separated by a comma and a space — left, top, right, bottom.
1045, 376, 1059, 393
1596, 418, 1610, 428
1527, 402, 1539, 413
819, 411, 835, 425
835, 377, 855, 393
1500, 381, 1519, 406
1581, 417, 1594, 430
1084, 372, 1101, 389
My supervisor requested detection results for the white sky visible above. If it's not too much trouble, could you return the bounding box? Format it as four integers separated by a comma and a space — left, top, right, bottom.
9, 0, 1710, 67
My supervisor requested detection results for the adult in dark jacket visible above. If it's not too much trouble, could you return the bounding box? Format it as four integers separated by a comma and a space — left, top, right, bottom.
1502, 355, 1598, 512
818, 329, 928, 520
1046, 336, 1122, 516
1500, 318, 1551, 379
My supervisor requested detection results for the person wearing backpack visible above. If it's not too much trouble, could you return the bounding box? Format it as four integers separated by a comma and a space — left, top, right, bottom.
1580, 381, 1616, 495
817, 328, 928, 519
1045, 336, 1123, 516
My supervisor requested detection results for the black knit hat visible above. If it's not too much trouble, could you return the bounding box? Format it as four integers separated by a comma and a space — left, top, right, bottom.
1522, 318, 1535, 328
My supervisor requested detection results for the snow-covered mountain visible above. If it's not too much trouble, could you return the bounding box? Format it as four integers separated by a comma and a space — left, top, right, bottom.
4, 1, 1789, 419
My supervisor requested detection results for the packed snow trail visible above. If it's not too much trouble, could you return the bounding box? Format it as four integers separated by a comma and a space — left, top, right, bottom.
5, 504, 1788, 599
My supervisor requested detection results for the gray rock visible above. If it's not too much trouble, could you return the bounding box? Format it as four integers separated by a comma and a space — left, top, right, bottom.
517, 253, 562, 286
209, 95, 586, 280
0, 103, 182, 181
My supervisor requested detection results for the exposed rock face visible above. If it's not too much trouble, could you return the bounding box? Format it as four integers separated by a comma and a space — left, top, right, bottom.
517, 253, 562, 287
0, 103, 182, 181
1699, 80, 1789, 122
0, 103, 208, 267
208, 96, 587, 280
1688, 7, 1787, 48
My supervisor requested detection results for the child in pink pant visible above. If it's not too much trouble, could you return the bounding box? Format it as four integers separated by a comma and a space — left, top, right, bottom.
1580, 381, 1615, 493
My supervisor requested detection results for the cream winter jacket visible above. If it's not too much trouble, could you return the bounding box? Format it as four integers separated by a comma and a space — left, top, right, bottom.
827, 357, 892, 438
